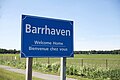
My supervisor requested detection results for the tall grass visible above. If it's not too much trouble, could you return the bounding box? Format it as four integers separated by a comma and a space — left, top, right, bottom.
0, 59, 120, 80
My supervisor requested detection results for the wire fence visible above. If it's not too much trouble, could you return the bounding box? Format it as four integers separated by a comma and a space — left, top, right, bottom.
0, 56, 120, 69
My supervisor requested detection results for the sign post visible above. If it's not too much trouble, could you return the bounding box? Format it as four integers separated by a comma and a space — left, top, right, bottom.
60, 57, 66, 80
26, 58, 33, 80
21, 14, 74, 80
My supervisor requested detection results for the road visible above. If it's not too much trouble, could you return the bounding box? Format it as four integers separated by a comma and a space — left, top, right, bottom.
0, 65, 76, 80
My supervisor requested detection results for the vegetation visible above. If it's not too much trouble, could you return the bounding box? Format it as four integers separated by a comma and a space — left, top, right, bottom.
74, 54, 120, 58
75, 50, 120, 54
0, 54, 120, 80
0, 48, 120, 54
32, 62, 120, 80
0, 68, 43, 80
0, 48, 20, 54
1, 60, 120, 80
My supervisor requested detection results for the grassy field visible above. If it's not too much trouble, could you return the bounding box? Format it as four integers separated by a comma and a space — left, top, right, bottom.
74, 54, 120, 58
0, 68, 91, 80
0, 68, 43, 80
0, 54, 120, 69
1, 54, 120, 58
32, 54, 120, 69
0, 54, 120, 80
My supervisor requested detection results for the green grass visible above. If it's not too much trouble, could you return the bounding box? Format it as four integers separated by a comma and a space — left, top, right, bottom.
0, 68, 43, 80
66, 75, 92, 80
0, 54, 120, 80
1, 54, 120, 59
0, 54, 120, 69
0, 54, 19, 57
32, 54, 120, 69
74, 54, 120, 59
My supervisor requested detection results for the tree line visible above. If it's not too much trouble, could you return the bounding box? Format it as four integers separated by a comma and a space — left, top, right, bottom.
0, 48, 20, 54
75, 50, 120, 54
0, 48, 120, 54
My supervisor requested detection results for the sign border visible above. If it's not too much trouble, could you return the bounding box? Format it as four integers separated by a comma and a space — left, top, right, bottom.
21, 14, 74, 58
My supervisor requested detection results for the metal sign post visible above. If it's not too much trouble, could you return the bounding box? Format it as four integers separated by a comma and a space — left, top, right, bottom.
60, 57, 66, 80
26, 57, 33, 80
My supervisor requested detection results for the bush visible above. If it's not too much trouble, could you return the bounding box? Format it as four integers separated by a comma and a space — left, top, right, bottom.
66, 65, 78, 75
109, 69, 120, 80
51, 62, 60, 73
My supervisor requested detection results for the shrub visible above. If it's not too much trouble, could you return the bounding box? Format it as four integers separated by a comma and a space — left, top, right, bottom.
51, 62, 60, 73
66, 65, 78, 75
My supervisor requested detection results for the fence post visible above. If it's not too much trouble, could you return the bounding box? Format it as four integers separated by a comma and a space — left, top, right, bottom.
106, 59, 108, 69
81, 59, 83, 67
48, 57, 50, 64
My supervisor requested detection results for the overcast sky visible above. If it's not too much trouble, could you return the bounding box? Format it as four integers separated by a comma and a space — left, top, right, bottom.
0, 0, 120, 51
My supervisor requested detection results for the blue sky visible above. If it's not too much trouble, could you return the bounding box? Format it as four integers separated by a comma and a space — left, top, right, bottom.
0, 0, 120, 51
